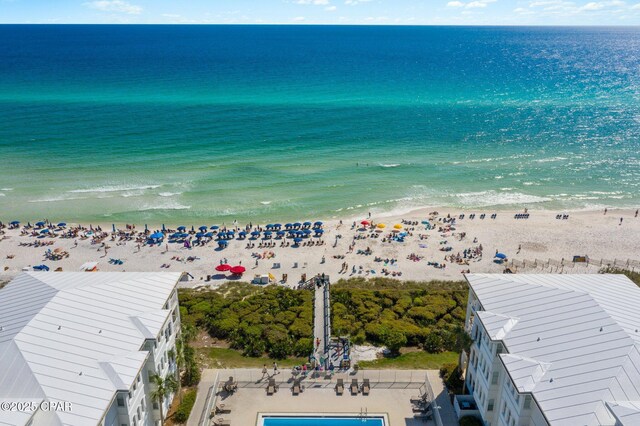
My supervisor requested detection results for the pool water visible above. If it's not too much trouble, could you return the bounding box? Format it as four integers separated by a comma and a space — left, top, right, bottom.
261, 416, 385, 426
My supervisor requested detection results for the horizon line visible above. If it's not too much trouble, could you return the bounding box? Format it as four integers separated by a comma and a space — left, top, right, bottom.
1, 23, 640, 27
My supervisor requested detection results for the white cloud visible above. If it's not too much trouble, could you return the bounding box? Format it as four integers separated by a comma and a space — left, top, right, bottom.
447, 1, 465, 6
466, 1, 488, 7
581, 1, 606, 10
325, 5, 337, 11
292, 16, 306, 21
296, 0, 329, 4
448, 0, 497, 9
84, 0, 142, 14
632, 2, 640, 8
345, 0, 372, 5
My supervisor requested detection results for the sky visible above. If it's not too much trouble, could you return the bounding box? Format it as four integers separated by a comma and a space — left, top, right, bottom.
2, 0, 640, 25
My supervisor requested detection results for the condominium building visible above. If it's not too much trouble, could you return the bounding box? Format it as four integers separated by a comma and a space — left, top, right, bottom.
0, 272, 183, 426
461, 274, 640, 426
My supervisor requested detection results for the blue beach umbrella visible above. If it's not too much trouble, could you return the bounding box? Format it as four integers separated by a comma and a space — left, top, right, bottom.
495, 253, 507, 259
303, 221, 312, 227
314, 221, 323, 227
210, 225, 219, 230
217, 232, 227, 239
195, 232, 204, 238
285, 223, 293, 229
293, 237, 303, 244
40, 229, 50, 234
273, 224, 282, 229
179, 233, 189, 238
10, 221, 20, 225
218, 240, 228, 247
276, 230, 286, 236
303, 229, 312, 234
57, 222, 66, 227
36, 221, 45, 228
205, 232, 214, 238
150, 232, 164, 239
199, 226, 208, 231
251, 231, 260, 236
293, 222, 302, 228
177, 226, 186, 231
314, 229, 324, 236
266, 224, 274, 229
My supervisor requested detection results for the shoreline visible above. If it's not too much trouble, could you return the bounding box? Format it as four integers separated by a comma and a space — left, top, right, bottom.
2, 205, 638, 231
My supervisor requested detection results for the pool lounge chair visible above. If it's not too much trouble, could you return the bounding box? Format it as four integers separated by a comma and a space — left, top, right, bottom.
362, 378, 370, 395
335, 378, 344, 395
292, 378, 303, 395
350, 378, 359, 395
267, 378, 278, 395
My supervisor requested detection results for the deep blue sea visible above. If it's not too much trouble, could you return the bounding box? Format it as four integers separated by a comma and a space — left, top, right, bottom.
0, 25, 638, 223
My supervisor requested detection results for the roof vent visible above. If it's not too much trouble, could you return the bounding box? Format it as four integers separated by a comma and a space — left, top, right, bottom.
537, 337, 540, 342
0, 326, 3, 332
58, 326, 61, 330
550, 378, 553, 383
99, 329, 102, 334
600, 327, 603, 332
79, 371, 83, 376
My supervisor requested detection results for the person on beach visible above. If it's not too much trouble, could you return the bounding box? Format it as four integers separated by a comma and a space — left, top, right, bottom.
273, 362, 279, 375
620, 217, 623, 225
262, 364, 268, 379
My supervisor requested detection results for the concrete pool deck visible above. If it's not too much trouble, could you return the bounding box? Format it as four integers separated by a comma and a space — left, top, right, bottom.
189, 369, 458, 426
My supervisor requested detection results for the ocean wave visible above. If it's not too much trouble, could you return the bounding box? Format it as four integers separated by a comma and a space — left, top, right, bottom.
29, 196, 88, 203
68, 184, 161, 193
535, 156, 568, 163
138, 202, 191, 211
522, 182, 541, 186
158, 192, 183, 197
451, 191, 552, 206
0, 193, 5, 197
378, 163, 401, 168
260, 201, 271, 205
0, 188, 13, 191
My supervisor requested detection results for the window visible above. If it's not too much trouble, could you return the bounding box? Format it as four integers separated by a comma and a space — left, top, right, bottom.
496, 343, 504, 354
137, 407, 141, 420
128, 391, 132, 400
492, 372, 499, 384
117, 396, 125, 407
137, 375, 141, 383
171, 308, 177, 322
141, 400, 145, 411
153, 401, 159, 410
524, 395, 532, 409
488, 399, 494, 411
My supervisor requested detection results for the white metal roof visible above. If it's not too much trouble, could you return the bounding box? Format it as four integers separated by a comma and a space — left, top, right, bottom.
467, 274, 640, 426
0, 272, 181, 426
605, 401, 640, 425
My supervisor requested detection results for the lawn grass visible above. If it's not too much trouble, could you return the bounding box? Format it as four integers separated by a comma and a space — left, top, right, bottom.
358, 351, 459, 370
197, 347, 306, 369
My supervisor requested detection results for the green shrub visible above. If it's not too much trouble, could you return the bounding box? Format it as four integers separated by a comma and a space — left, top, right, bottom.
173, 389, 197, 424
440, 362, 464, 394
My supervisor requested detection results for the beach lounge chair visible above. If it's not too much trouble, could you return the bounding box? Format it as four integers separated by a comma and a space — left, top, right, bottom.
267, 378, 278, 395
335, 378, 344, 395
223, 377, 237, 393
362, 378, 370, 395
350, 379, 359, 395
292, 378, 302, 395
213, 418, 231, 426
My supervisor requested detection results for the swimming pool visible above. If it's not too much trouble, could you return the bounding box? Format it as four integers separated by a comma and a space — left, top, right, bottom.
260, 415, 386, 426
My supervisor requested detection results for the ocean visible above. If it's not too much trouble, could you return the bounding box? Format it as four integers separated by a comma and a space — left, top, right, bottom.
0, 25, 638, 224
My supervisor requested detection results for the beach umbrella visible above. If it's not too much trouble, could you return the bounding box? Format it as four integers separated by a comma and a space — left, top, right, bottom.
210, 225, 219, 230
303, 221, 312, 227
36, 221, 45, 228
293, 222, 302, 228
170, 232, 180, 238
229, 265, 246, 275
361, 220, 370, 226
293, 237, 303, 243
276, 230, 286, 236
57, 222, 66, 227
215, 264, 231, 272
40, 229, 50, 234
191, 225, 195, 232
217, 232, 227, 239
495, 253, 507, 259
285, 223, 293, 229
218, 241, 228, 247
314, 230, 324, 236
150, 232, 164, 239
264, 231, 273, 235
377, 223, 386, 229
266, 224, 274, 229
179, 232, 189, 238
273, 224, 282, 229
162, 224, 166, 231
205, 232, 214, 238
314, 221, 323, 227
250, 231, 260, 236
394, 224, 403, 229
199, 226, 208, 231
195, 232, 204, 238
303, 229, 312, 234
10, 220, 20, 225
177, 226, 186, 231
421, 220, 429, 225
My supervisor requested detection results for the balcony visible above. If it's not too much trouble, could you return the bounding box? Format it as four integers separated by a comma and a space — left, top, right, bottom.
454, 395, 481, 420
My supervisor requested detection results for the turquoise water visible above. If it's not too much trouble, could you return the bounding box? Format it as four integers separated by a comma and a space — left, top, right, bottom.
0, 25, 638, 223
261, 416, 385, 426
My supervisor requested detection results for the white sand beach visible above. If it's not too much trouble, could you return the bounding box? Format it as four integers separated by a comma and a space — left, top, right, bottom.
1, 208, 638, 287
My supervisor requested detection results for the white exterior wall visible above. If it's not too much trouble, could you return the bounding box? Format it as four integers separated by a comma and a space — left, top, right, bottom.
464, 293, 548, 426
